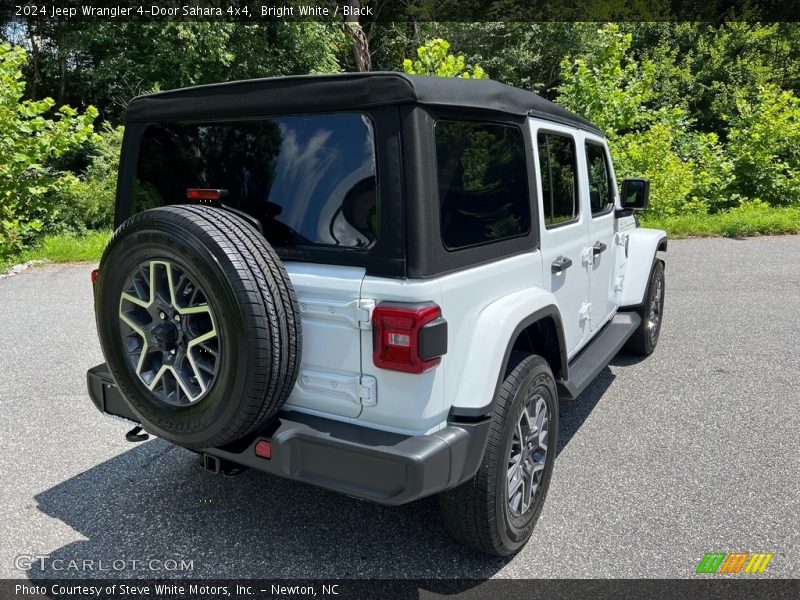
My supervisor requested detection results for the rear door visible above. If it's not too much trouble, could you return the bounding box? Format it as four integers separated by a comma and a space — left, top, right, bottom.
583, 137, 618, 331
532, 122, 591, 356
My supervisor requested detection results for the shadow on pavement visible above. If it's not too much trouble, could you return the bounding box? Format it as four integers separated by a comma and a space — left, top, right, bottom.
557, 366, 614, 456
29, 435, 507, 583
28, 369, 616, 584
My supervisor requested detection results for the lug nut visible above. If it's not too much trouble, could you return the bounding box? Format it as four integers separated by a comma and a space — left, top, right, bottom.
174, 315, 181, 322
159, 312, 166, 320
170, 349, 176, 355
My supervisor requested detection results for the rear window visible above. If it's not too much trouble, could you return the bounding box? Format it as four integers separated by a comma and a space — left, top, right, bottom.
134, 113, 378, 249
435, 120, 530, 251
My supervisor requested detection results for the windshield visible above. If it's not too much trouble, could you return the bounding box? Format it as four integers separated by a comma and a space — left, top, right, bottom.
134, 113, 378, 249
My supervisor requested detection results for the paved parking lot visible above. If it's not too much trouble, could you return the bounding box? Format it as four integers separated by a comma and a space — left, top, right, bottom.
0, 236, 798, 580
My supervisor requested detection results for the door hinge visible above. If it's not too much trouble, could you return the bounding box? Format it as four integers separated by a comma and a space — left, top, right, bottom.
297, 297, 374, 329
296, 371, 377, 407
356, 299, 375, 330
359, 376, 377, 406
614, 276, 624, 292
580, 302, 592, 322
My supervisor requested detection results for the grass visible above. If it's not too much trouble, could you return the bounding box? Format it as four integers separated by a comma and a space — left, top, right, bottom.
640, 206, 800, 238
0, 230, 111, 272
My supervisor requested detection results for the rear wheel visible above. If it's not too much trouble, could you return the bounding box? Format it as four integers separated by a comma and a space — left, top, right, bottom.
439, 353, 558, 556
624, 259, 665, 356
95, 205, 302, 449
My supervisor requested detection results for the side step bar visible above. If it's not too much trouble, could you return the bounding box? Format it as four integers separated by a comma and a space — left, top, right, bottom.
557, 311, 641, 400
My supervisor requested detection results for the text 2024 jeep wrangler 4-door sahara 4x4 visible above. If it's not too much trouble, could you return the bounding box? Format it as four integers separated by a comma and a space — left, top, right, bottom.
87, 73, 666, 556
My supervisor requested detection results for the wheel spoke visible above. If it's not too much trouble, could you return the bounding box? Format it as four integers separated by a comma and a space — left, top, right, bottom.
507, 392, 550, 518
118, 259, 220, 407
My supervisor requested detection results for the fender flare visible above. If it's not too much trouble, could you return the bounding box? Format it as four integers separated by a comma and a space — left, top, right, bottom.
448, 290, 567, 419
621, 228, 668, 308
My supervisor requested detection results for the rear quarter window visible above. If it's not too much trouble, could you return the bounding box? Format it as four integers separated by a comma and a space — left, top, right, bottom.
134, 113, 378, 249
435, 120, 531, 251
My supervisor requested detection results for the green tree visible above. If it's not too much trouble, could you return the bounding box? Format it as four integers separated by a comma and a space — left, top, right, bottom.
403, 38, 487, 79
557, 24, 656, 136
6, 21, 347, 122
726, 85, 800, 206
0, 43, 97, 258
557, 25, 733, 217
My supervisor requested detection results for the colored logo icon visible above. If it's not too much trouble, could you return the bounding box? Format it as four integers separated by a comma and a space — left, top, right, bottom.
696, 552, 774, 574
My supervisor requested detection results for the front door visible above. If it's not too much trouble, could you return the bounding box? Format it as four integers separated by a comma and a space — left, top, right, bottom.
532, 123, 590, 356
583, 138, 618, 331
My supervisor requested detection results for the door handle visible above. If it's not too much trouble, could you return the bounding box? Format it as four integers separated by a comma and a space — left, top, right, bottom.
551, 256, 573, 274
593, 241, 607, 256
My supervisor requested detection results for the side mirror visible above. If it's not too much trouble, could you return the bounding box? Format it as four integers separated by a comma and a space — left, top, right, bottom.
620, 178, 650, 210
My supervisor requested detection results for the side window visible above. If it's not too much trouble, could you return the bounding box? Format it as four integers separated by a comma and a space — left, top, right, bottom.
537, 132, 578, 228
435, 120, 531, 250
585, 142, 614, 216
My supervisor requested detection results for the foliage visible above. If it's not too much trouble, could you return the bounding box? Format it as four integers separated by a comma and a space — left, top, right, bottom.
557, 25, 656, 136
403, 38, 487, 79
56, 123, 124, 232
558, 25, 738, 217
3, 21, 800, 266
0, 230, 110, 272
6, 21, 347, 121
726, 85, 800, 206
0, 43, 97, 260
630, 23, 800, 136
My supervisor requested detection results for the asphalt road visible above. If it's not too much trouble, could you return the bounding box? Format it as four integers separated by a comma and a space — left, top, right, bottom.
0, 236, 798, 581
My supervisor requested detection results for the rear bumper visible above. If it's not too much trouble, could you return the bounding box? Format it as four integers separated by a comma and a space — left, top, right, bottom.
87, 364, 490, 505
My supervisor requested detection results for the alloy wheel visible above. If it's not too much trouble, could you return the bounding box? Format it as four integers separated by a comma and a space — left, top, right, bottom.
118, 259, 220, 406
507, 393, 549, 517
648, 273, 664, 343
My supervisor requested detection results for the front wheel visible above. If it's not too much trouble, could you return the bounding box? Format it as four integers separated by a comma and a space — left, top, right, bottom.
624, 259, 665, 356
439, 353, 559, 556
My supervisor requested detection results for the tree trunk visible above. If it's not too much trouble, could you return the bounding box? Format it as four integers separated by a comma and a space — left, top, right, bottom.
345, 1, 371, 72
26, 20, 42, 100
59, 56, 67, 105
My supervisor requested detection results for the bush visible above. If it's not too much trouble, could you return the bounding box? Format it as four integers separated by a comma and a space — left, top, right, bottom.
56, 124, 123, 232
0, 43, 98, 259
612, 123, 698, 217
726, 85, 800, 207
556, 25, 750, 218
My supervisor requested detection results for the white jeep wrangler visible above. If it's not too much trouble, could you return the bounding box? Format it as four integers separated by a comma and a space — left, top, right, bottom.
87, 73, 667, 556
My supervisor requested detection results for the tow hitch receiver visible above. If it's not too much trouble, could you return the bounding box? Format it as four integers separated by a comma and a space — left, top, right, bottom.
202, 453, 248, 477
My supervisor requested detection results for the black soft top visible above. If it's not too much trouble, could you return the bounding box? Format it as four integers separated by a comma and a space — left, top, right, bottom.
125, 72, 603, 136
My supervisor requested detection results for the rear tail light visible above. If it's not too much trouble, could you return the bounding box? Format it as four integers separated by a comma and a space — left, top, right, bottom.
90, 268, 99, 286
372, 304, 447, 373
186, 188, 228, 202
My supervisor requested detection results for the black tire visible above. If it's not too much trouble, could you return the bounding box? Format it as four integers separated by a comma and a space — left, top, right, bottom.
438, 353, 559, 556
95, 205, 302, 449
624, 259, 665, 356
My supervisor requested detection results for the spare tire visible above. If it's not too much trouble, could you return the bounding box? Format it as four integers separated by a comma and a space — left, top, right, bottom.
95, 205, 302, 449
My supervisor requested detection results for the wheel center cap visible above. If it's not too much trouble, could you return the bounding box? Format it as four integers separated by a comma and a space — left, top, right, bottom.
151, 322, 179, 350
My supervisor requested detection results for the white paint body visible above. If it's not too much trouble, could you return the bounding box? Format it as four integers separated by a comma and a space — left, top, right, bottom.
281, 117, 666, 436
